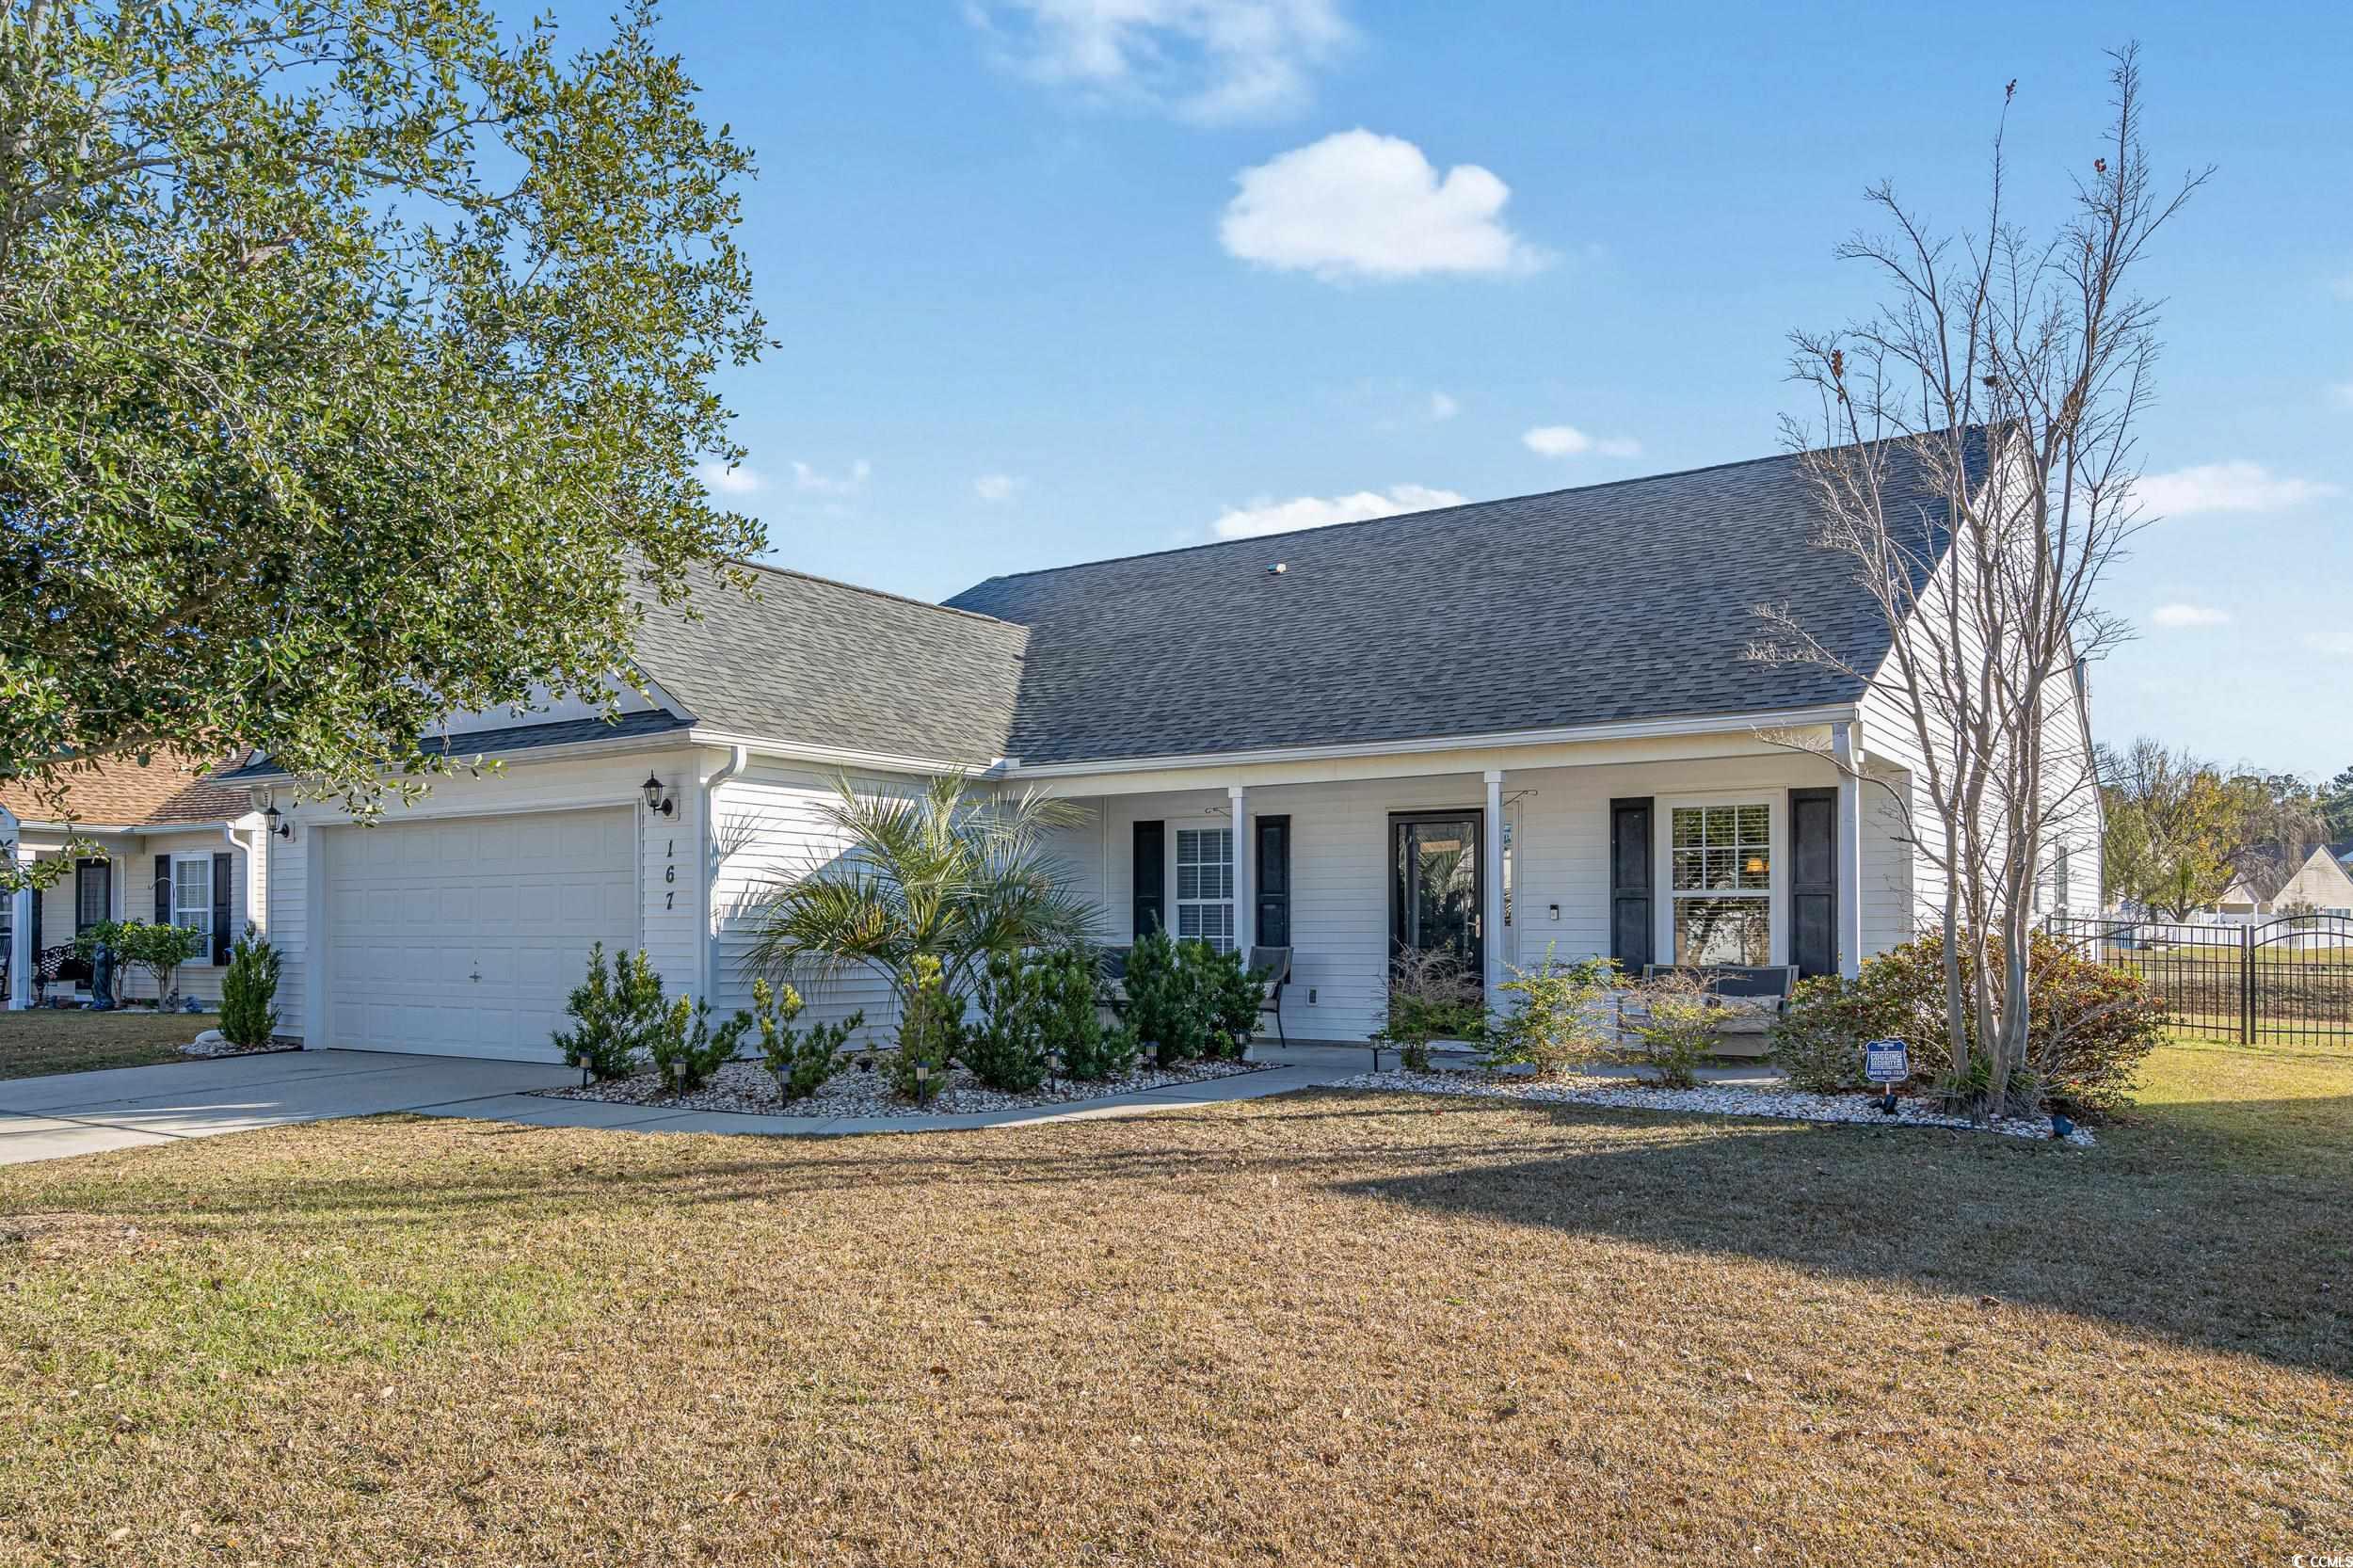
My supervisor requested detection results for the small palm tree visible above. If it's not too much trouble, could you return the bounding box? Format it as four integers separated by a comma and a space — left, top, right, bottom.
744, 774, 1100, 1021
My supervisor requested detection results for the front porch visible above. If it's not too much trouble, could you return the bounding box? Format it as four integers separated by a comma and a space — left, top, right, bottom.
1035, 721, 1908, 1046
4, 825, 263, 1011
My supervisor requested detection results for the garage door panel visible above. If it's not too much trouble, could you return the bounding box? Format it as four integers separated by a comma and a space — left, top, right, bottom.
324, 808, 635, 1061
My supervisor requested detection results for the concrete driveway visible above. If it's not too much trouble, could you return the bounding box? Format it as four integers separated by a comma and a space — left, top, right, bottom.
0, 1049, 576, 1166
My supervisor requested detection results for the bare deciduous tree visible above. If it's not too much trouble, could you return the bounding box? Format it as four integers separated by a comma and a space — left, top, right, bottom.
1751, 46, 2208, 1116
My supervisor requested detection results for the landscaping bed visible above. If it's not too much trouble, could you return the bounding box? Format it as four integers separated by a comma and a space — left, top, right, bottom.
1332, 1065, 2096, 1144
537, 1055, 1268, 1118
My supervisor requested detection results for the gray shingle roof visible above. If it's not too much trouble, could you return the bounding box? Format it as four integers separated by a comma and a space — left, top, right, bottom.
221, 711, 692, 780
944, 441, 1966, 766
629, 560, 1029, 766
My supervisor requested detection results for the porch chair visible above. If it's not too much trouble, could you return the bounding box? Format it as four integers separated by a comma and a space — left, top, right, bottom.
1247, 945, 1292, 1047
34, 944, 90, 1006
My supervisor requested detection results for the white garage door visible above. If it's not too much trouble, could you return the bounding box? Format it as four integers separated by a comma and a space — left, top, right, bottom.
324, 808, 637, 1061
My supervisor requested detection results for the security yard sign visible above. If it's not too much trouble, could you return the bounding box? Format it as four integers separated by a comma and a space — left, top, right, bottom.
1864, 1039, 1910, 1084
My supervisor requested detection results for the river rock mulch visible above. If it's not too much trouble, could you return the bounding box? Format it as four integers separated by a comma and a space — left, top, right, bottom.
536, 1056, 1270, 1119
1331, 1067, 2096, 1144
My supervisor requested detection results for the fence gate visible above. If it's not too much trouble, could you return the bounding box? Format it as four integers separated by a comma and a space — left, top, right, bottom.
2045, 914, 2353, 1048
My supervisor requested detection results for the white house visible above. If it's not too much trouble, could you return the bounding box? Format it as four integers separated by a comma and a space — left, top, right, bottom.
181, 440, 2100, 1061
2, 757, 269, 1008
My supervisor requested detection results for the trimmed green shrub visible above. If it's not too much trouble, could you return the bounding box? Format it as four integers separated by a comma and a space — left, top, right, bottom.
1193, 941, 1267, 1061
752, 979, 864, 1103
1369, 946, 1487, 1072
552, 943, 667, 1080
218, 925, 281, 1048
1486, 946, 1621, 1078
889, 954, 965, 1103
1122, 930, 1207, 1066
963, 952, 1053, 1092
650, 996, 754, 1095
1610, 968, 1720, 1090
1766, 972, 1881, 1093
1036, 948, 1128, 1080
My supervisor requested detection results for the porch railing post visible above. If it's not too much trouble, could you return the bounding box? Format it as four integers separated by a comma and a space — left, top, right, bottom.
1227, 785, 1251, 958
1482, 770, 1505, 1012
6, 842, 32, 1012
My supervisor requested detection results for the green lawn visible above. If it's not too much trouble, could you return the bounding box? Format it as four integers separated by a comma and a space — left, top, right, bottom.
0, 1033, 2345, 1566
0, 1009, 209, 1080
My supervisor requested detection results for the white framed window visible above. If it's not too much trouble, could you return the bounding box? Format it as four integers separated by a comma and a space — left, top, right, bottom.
1666, 801, 1773, 967
171, 855, 215, 950
1174, 827, 1235, 952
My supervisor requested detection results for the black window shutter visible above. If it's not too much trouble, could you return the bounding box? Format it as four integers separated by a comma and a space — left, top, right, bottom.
28, 873, 42, 958
153, 857, 172, 925
210, 852, 232, 964
1131, 821, 1165, 938
1609, 797, 1654, 971
1255, 815, 1291, 948
1788, 788, 1837, 979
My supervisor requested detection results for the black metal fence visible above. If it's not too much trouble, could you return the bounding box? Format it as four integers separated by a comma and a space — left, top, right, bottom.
2045, 914, 2353, 1048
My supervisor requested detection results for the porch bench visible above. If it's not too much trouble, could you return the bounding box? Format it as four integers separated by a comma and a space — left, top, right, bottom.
1634, 964, 1800, 1058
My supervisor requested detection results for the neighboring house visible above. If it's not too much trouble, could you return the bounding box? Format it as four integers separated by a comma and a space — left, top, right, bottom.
2213, 843, 2353, 919
204, 439, 2102, 1061
1, 757, 268, 1008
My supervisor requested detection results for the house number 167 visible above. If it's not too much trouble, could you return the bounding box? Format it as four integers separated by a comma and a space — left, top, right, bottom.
664, 839, 677, 909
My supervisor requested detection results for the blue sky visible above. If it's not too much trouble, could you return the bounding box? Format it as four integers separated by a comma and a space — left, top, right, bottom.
578, 1, 2351, 779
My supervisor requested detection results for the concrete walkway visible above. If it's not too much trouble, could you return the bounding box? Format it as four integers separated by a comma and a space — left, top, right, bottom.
0, 1049, 574, 1166
1, 1042, 1787, 1166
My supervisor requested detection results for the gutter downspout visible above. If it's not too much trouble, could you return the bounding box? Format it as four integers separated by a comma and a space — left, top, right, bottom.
701, 745, 750, 1005
221, 821, 264, 941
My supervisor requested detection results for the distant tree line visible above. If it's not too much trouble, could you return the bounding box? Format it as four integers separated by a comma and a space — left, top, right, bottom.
2099, 739, 2352, 919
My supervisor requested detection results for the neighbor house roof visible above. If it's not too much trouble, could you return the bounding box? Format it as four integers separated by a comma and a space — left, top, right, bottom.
944, 438, 1976, 766
628, 560, 1029, 766
0, 754, 252, 828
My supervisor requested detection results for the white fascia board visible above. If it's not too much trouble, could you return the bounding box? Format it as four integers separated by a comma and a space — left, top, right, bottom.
684, 729, 1006, 780
238, 728, 700, 787
1003, 705, 1862, 788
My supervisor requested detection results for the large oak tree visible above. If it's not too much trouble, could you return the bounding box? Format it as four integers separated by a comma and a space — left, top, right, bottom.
1, 0, 765, 874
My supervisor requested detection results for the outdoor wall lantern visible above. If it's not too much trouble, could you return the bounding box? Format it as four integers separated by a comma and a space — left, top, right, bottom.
263, 804, 295, 842
641, 774, 676, 818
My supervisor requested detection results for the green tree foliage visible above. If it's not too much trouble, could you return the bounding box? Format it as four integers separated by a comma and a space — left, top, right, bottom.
888, 953, 963, 1103
0, 0, 766, 863
218, 924, 280, 1047
962, 951, 1055, 1092
2100, 739, 2327, 919
2322, 767, 2353, 843
1033, 949, 1134, 1081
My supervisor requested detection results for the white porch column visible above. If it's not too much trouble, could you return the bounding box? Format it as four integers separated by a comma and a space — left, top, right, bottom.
7, 837, 33, 1012
1832, 719, 1865, 979
1482, 769, 1506, 1004
1227, 785, 1252, 955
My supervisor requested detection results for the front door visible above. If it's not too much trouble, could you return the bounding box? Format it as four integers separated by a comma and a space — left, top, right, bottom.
1391, 812, 1483, 991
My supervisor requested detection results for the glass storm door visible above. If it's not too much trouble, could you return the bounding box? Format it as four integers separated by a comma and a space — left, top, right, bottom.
1391, 813, 1483, 989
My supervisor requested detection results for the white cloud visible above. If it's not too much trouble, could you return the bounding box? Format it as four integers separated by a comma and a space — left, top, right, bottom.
969, 0, 1351, 124
1522, 424, 1641, 460
790, 458, 872, 497
973, 472, 1024, 503
1219, 130, 1549, 282
1428, 390, 1458, 422
2150, 603, 2231, 630
2134, 460, 2339, 517
1209, 481, 1466, 539
696, 461, 766, 496
2307, 632, 2353, 658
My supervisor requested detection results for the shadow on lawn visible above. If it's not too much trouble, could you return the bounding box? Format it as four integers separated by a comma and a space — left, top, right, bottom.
13, 1088, 2351, 1377
1341, 1094, 2353, 1380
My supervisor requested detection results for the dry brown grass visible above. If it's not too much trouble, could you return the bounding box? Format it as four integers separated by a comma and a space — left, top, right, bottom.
0, 1009, 206, 1080
1, 1061, 2348, 1565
